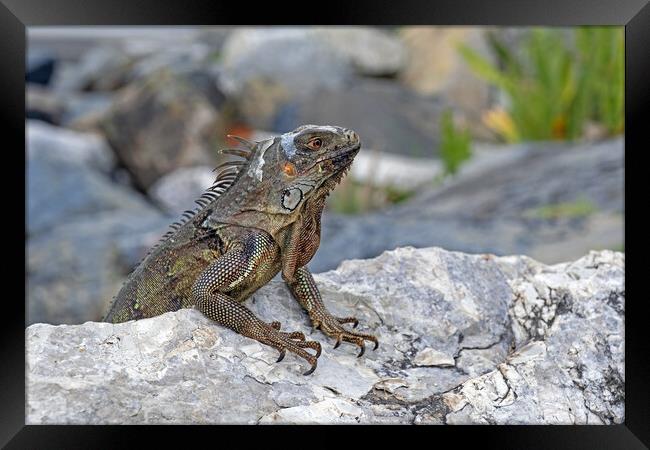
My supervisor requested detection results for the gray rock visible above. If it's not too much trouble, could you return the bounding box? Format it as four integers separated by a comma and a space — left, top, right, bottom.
99, 69, 225, 190
27, 85, 65, 124
148, 165, 215, 214
312, 137, 624, 271
26, 247, 623, 424
27, 210, 170, 325
52, 45, 133, 92
311, 27, 407, 77
218, 28, 353, 130
60, 91, 114, 127
27, 120, 115, 172
277, 78, 445, 157
26, 121, 151, 236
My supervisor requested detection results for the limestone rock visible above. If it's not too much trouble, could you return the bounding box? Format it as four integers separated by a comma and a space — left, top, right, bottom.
26, 247, 624, 424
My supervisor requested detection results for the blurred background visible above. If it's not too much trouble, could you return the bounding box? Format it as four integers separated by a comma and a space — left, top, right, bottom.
26, 26, 624, 325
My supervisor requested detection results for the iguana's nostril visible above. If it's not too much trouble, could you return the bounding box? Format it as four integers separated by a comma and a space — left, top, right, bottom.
345, 130, 359, 144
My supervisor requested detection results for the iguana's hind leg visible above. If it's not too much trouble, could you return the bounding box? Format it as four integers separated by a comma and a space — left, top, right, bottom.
192, 233, 321, 375
285, 267, 379, 357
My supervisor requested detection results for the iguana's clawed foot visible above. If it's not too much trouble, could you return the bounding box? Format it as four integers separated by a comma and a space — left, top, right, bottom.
256, 321, 321, 375
312, 315, 379, 357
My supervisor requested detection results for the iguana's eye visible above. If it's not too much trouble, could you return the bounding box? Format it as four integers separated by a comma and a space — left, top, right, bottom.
307, 138, 322, 150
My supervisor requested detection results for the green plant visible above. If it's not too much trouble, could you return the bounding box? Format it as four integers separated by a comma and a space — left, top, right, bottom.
458, 27, 624, 142
439, 109, 472, 176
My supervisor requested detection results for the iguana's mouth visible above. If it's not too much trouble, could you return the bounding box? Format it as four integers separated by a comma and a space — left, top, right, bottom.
308, 143, 361, 172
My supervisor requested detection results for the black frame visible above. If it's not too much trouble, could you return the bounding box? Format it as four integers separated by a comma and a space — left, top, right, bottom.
5, 0, 648, 447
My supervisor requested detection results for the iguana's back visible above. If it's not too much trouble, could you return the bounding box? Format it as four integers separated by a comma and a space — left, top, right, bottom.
104, 220, 222, 323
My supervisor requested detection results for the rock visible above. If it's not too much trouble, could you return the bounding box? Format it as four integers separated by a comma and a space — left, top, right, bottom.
311, 27, 407, 77
26, 121, 156, 236
27, 48, 57, 85
218, 28, 353, 130
27, 210, 170, 326
148, 165, 215, 214
129, 43, 213, 80
26, 247, 624, 424
99, 69, 226, 190
51, 45, 133, 92
60, 91, 114, 127
219, 26, 405, 96
312, 137, 624, 272
27, 122, 147, 235
26, 121, 171, 324
413, 348, 455, 367
277, 78, 444, 157
27, 85, 65, 124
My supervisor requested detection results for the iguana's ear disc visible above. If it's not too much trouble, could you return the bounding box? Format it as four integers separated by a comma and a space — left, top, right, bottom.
282, 188, 303, 211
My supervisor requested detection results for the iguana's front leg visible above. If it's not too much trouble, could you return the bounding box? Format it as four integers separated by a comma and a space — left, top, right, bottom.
193, 233, 322, 375
285, 266, 379, 357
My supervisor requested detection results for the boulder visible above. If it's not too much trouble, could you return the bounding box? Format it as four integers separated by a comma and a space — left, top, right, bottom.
26, 247, 624, 424
27, 210, 170, 326
312, 137, 624, 272
276, 78, 445, 157
26, 121, 151, 236
60, 91, 114, 127
27, 48, 57, 86
27, 85, 65, 125
217, 28, 353, 131
99, 69, 226, 190
51, 45, 133, 92
148, 165, 215, 214
310, 27, 407, 77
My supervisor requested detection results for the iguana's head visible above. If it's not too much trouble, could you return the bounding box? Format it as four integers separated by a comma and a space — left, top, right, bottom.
240, 124, 361, 215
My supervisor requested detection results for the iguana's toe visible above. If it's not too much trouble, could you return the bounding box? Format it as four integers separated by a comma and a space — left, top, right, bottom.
255, 322, 321, 375
335, 316, 359, 328
314, 314, 379, 357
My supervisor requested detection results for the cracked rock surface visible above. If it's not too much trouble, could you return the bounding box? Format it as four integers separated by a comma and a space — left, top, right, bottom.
26, 247, 624, 424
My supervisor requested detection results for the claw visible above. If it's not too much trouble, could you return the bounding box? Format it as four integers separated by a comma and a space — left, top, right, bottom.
374, 341, 379, 350
303, 362, 317, 376
353, 319, 359, 329
357, 342, 366, 358
277, 350, 286, 363
333, 334, 342, 349
313, 342, 322, 358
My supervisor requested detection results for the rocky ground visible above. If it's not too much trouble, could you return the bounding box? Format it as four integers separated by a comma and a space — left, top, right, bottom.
26, 247, 624, 424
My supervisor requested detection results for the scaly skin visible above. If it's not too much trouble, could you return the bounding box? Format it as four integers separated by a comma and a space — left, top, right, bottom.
103, 125, 378, 375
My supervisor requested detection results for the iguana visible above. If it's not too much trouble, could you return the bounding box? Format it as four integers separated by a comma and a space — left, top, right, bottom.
103, 124, 378, 375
